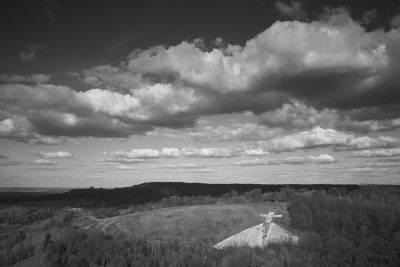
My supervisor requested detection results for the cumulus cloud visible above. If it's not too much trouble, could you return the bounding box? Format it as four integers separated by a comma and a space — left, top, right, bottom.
234, 158, 279, 166
181, 147, 241, 158
152, 163, 208, 169
149, 122, 281, 142
243, 148, 270, 156
0, 117, 67, 145
235, 154, 337, 166
275, 1, 307, 21
0, 74, 51, 84
248, 127, 350, 153
36, 151, 74, 159
247, 127, 399, 154
259, 101, 400, 133
33, 159, 58, 166
80, 11, 400, 127
144, 127, 400, 159
2, 10, 400, 140
336, 136, 399, 151
259, 101, 338, 130
99, 148, 180, 164
352, 148, 400, 157
101, 146, 242, 164
0, 83, 199, 139
106, 148, 180, 159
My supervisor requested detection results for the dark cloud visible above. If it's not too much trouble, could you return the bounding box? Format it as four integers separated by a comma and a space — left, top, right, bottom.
391, 12, 400, 28
42, 0, 58, 22
361, 9, 379, 25
0, 74, 51, 84
18, 43, 45, 63
275, 1, 307, 21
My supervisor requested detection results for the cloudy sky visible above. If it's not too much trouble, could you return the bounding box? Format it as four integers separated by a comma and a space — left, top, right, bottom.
1, 0, 400, 187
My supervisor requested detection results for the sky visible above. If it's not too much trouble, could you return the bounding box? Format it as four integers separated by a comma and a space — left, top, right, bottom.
1, 0, 400, 187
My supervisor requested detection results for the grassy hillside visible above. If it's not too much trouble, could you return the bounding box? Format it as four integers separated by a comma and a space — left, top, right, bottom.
74, 202, 288, 244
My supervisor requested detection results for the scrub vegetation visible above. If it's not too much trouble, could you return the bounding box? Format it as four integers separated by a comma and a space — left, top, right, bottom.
0, 183, 399, 266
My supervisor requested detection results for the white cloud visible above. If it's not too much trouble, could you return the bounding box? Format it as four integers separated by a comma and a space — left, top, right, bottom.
152, 163, 208, 169
33, 159, 58, 166
251, 127, 351, 153
249, 127, 399, 153
149, 122, 280, 142
103, 149, 170, 159
101, 146, 241, 164
283, 154, 337, 164
235, 154, 337, 166
244, 148, 270, 156
338, 136, 399, 151
352, 148, 400, 157
37, 151, 74, 159
234, 158, 278, 166
181, 147, 241, 158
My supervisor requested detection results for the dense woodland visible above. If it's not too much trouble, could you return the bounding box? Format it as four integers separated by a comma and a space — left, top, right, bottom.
0, 183, 399, 266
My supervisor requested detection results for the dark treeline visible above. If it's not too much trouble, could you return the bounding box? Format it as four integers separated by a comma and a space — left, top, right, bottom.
0, 182, 362, 207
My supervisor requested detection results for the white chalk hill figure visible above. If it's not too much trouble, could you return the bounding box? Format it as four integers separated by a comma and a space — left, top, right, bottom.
214, 212, 298, 249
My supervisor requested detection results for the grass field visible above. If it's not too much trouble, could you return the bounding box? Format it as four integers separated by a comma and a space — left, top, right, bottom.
74, 202, 288, 244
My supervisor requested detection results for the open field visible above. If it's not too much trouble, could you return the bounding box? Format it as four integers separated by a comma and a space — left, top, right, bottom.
74, 202, 288, 244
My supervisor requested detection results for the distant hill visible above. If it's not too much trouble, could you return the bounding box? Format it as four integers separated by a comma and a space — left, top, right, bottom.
0, 182, 361, 207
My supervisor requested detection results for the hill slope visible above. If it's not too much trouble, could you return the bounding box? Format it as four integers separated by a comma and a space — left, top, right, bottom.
74, 202, 288, 244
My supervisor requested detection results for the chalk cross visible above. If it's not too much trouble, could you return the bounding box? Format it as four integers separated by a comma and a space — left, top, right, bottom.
259, 212, 282, 223
259, 212, 283, 240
